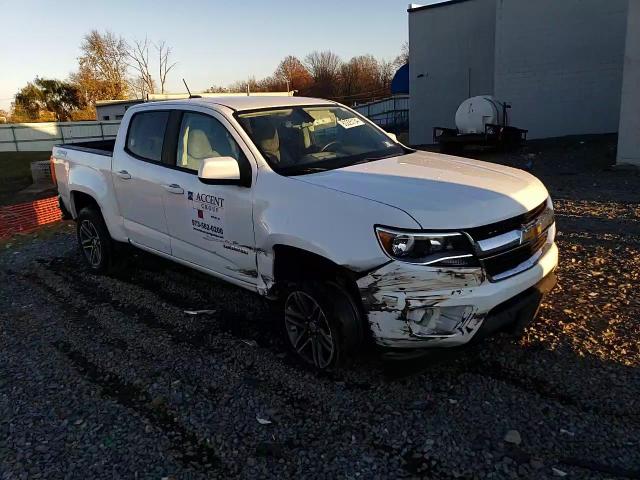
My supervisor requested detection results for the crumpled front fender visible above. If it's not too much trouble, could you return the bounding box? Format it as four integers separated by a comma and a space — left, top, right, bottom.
356, 262, 487, 348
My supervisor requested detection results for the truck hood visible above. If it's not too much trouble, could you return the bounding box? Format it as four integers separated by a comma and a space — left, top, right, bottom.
295, 150, 548, 229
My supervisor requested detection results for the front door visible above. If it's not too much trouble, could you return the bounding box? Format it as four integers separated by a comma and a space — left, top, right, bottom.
112, 109, 172, 254
163, 109, 258, 286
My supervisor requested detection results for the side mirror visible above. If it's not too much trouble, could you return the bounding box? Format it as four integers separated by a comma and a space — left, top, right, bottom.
387, 132, 398, 142
198, 156, 241, 184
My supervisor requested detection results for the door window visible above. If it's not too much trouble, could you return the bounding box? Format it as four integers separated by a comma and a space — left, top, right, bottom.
176, 112, 243, 172
126, 111, 169, 162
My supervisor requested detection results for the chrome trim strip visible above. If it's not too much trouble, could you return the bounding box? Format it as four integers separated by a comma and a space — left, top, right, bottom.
375, 227, 464, 239
490, 228, 554, 281
419, 254, 474, 267
491, 248, 544, 281
476, 229, 521, 254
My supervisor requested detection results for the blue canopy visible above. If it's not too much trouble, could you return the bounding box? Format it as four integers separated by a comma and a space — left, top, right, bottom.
391, 64, 409, 95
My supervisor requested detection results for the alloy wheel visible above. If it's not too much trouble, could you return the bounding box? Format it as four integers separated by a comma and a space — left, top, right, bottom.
284, 291, 335, 368
79, 219, 102, 267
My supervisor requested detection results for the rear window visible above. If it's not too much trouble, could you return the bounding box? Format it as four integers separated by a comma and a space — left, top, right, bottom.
126, 111, 169, 162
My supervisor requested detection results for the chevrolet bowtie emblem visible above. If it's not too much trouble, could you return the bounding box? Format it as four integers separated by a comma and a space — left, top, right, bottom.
520, 219, 543, 244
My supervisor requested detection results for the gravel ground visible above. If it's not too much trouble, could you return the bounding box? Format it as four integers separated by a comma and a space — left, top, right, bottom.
1, 135, 639, 479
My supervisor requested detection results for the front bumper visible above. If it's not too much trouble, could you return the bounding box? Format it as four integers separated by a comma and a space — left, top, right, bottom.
356, 241, 558, 349
472, 270, 556, 341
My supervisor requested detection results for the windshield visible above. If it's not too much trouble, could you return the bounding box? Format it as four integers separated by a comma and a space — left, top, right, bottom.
236, 105, 405, 175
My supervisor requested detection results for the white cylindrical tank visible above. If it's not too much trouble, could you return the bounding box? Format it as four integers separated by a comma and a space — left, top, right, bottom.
455, 96, 507, 134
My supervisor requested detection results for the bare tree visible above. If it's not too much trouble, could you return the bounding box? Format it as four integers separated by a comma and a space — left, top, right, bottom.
156, 41, 177, 94
203, 45, 408, 101
378, 59, 396, 92
126, 38, 177, 96
224, 76, 271, 94
205, 85, 229, 93
128, 76, 153, 99
395, 41, 409, 67
127, 37, 156, 98
305, 51, 342, 97
275, 55, 313, 92
338, 55, 383, 100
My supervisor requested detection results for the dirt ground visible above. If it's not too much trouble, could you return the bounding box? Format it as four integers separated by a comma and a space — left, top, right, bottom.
1, 135, 639, 479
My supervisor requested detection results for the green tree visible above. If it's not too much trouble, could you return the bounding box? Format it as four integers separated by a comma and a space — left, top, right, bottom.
13, 78, 85, 121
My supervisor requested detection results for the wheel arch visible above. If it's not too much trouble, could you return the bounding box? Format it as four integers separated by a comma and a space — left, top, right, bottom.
70, 190, 101, 218
271, 244, 364, 313
68, 189, 123, 242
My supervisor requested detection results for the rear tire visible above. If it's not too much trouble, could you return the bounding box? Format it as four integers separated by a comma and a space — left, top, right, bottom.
76, 207, 114, 274
282, 281, 363, 370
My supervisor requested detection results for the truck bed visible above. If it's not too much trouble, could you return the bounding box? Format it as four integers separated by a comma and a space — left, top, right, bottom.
56, 139, 115, 156
52, 139, 116, 220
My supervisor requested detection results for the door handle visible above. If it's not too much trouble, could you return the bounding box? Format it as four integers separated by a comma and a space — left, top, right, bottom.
163, 183, 184, 194
116, 170, 131, 180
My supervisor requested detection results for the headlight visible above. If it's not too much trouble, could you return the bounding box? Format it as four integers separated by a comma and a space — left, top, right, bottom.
375, 227, 479, 267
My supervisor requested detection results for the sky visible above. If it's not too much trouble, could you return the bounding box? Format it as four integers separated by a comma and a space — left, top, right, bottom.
0, 0, 416, 111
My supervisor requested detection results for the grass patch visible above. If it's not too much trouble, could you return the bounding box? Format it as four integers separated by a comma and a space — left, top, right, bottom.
0, 151, 54, 205
0, 151, 50, 180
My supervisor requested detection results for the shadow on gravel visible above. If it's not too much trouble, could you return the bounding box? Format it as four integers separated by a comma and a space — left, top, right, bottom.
37, 252, 282, 351
31, 247, 640, 413
52, 340, 221, 472
379, 342, 640, 478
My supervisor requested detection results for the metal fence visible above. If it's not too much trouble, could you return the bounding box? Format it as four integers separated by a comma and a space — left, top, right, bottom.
0, 120, 121, 152
352, 95, 409, 133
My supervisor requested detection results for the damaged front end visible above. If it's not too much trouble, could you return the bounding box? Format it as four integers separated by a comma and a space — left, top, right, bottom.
358, 210, 558, 349
357, 262, 487, 348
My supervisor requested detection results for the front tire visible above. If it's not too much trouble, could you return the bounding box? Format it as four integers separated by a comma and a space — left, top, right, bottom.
283, 281, 363, 370
76, 207, 113, 273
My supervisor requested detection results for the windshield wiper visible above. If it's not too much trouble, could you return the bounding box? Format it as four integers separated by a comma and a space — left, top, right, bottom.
279, 166, 330, 176
353, 153, 398, 165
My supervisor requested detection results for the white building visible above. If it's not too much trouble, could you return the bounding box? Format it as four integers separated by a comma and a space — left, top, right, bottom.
408, 0, 638, 165
95, 99, 143, 121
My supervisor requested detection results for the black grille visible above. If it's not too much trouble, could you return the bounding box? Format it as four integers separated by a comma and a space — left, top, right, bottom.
468, 200, 550, 280
465, 200, 547, 241
481, 233, 547, 279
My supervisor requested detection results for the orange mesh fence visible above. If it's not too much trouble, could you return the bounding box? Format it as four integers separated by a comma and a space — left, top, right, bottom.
0, 196, 63, 238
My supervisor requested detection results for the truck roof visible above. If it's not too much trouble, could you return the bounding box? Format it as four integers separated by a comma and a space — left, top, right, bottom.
162, 95, 335, 112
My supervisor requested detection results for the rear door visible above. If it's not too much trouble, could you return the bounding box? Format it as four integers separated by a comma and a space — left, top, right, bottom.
162, 107, 258, 286
112, 109, 173, 254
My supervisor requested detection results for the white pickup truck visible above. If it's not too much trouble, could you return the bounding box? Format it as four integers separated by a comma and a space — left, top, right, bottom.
52, 96, 558, 369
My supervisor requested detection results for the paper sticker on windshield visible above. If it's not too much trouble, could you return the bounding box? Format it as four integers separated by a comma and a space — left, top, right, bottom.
313, 117, 333, 127
188, 191, 225, 240
338, 118, 365, 129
